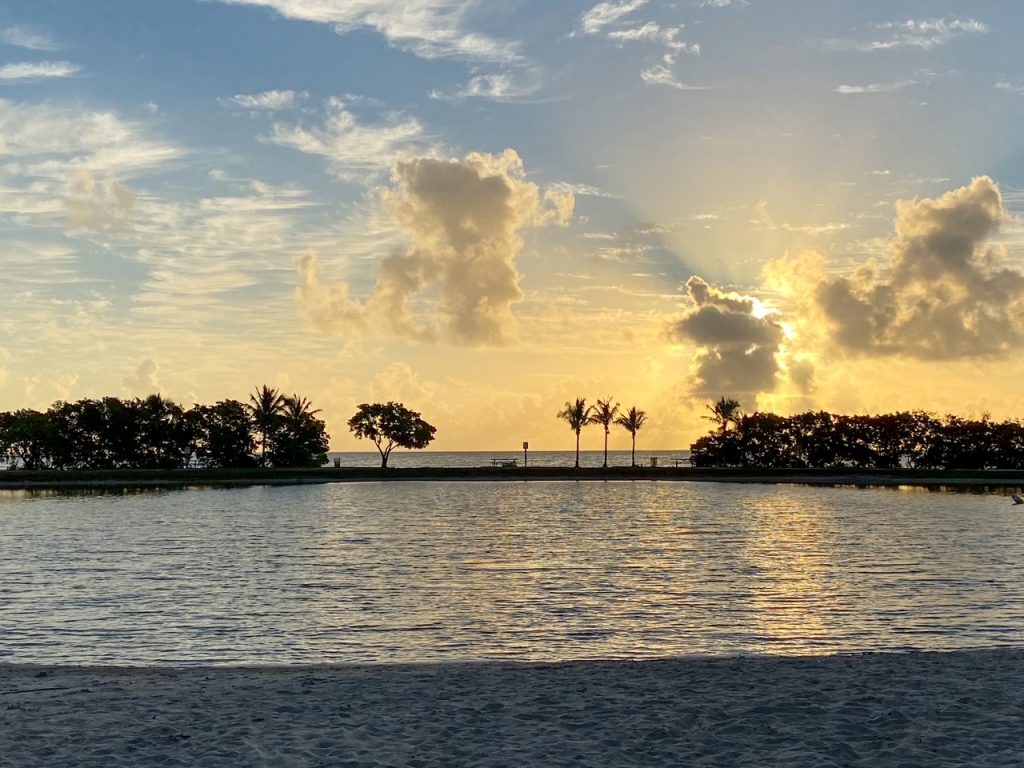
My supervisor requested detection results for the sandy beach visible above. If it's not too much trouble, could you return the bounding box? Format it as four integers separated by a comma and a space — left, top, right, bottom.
3, 650, 1023, 767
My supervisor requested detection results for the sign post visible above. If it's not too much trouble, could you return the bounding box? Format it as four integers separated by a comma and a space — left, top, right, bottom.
522, 441, 529, 468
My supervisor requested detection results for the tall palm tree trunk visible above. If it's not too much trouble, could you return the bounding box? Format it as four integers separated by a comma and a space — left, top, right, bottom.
603, 428, 609, 468
631, 432, 636, 467
575, 429, 581, 468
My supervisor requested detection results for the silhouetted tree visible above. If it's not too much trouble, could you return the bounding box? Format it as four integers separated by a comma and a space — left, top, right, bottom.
136, 394, 190, 469
269, 394, 330, 467
248, 385, 285, 467
704, 396, 742, 435
348, 402, 436, 468
186, 400, 257, 468
557, 397, 592, 468
0, 410, 53, 469
589, 396, 620, 468
615, 406, 647, 467
738, 412, 797, 467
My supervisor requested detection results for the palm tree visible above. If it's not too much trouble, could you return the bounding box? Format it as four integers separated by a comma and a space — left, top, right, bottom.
704, 396, 742, 435
557, 397, 592, 468
589, 396, 620, 468
282, 394, 321, 423
248, 385, 285, 466
615, 406, 648, 467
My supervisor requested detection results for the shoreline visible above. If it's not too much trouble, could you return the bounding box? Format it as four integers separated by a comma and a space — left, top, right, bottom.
1, 465, 1023, 491
4, 649, 1023, 766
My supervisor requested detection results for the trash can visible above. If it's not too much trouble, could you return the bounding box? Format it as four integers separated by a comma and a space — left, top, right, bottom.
650, 457, 658, 468
333, 457, 341, 468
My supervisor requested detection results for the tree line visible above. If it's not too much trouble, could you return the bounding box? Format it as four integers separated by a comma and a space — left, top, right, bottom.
691, 397, 1024, 470
557, 397, 648, 468
0, 386, 329, 470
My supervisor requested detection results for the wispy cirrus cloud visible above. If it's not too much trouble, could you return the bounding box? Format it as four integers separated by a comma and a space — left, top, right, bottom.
0, 99, 181, 172
575, 0, 702, 90
211, 0, 520, 63
823, 17, 987, 53
607, 22, 699, 54
0, 61, 80, 82
0, 25, 61, 52
578, 0, 648, 35
641, 56, 711, 90
428, 71, 544, 103
869, 18, 987, 50
577, 0, 697, 54
219, 89, 308, 112
995, 81, 1024, 96
834, 78, 917, 95
268, 97, 428, 178
548, 181, 617, 199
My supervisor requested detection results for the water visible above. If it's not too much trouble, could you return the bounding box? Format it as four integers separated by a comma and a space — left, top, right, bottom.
326, 449, 690, 468
1, 481, 1022, 666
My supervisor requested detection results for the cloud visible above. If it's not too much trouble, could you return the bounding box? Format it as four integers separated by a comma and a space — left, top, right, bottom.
429, 72, 542, 103
810, 177, 1024, 360
607, 22, 699, 54
220, 89, 308, 112
0, 346, 9, 386
213, 0, 519, 62
66, 168, 136, 230
0, 61, 80, 81
995, 81, 1024, 96
122, 359, 161, 394
834, 79, 916, 95
269, 97, 426, 179
823, 18, 987, 52
295, 250, 369, 335
296, 149, 575, 345
670, 276, 785, 403
578, 0, 648, 35
0, 99, 182, 172
576, 1, 704, 90
869, 18, 987, 50
642, 62, 692, 90
0, 25, 60, 51
548, 181, 616, 199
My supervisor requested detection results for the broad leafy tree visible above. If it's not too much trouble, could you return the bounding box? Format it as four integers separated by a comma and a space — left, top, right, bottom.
136, 394, 191, 469
615, 406, 648, 467
0, 410, 53, 469
557, 397, 592, 468
347, 402, 436, 468
186, 400, 257, 468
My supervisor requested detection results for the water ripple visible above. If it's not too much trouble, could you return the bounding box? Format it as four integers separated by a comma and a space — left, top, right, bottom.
1, 481, 1023, 665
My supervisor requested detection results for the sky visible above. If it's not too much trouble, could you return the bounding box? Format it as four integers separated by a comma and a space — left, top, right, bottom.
3, 0, 1024, 451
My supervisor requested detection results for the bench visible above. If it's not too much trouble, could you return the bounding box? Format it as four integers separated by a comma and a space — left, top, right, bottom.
490, 458, 518, 468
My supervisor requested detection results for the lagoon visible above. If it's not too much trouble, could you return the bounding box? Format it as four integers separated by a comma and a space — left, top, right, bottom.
1, 481, 1022, 665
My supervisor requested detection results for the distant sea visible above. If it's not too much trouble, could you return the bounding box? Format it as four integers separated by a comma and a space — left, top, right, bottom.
326, 449, 691, 469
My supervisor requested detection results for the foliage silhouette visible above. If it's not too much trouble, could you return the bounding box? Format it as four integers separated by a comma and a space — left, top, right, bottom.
690, 400, 1024, 469
589, 397, 620, 468
347, 402, 437, 468
704, 396, 742, 435
185, 400, 257, 468
270, 394, 330, 468
557, 397, 593, 468
615, 406, 648, 467
248, 385, 285, 467
0, 389, 328, 470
